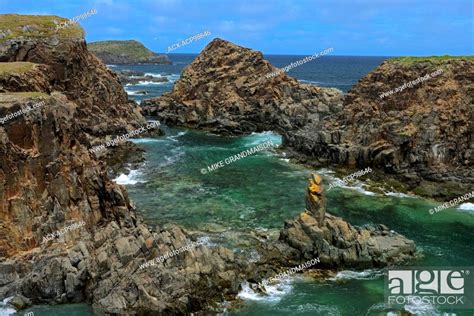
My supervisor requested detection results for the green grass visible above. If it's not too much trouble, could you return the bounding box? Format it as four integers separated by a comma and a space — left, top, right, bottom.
391, 55, 474, 64
0, 62, 35, 75
88, 40, 157, 59
0, 14, 84, 43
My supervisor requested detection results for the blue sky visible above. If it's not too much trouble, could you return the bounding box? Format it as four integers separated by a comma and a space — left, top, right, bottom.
1, 0, 472, 56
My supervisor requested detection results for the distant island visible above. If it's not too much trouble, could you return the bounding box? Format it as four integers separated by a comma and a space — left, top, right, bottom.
88, 40, 171, 64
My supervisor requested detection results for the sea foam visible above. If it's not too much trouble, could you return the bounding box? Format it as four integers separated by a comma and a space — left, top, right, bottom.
113, 170, 146, 185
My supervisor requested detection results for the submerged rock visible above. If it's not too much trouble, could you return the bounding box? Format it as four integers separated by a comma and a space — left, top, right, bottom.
115, 70, 169, 85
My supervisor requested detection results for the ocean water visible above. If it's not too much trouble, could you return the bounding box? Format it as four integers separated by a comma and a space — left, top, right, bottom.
115, 53, 388, 103
3, 55, 473, 315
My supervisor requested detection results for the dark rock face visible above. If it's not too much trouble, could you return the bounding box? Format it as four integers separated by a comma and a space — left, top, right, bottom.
285, 59, 473, 199
0, 17, 247, 315
0, 94, 251, 314
0, 63, 52, 93
277, 174, 416, 268
0, 36, 146, 138
142, 38, 343, 135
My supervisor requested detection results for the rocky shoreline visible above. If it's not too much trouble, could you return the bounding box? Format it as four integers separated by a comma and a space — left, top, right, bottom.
2, 15, 418, 315
115, 70, 169, 86
143, 38, 473, 200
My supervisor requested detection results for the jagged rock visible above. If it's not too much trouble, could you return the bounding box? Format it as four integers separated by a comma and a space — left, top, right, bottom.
285, 58, 474, 199
141, 38, 343, 135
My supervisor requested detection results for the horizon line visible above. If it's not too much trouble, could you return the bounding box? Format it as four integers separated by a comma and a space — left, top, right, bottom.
159, 53, 473, 58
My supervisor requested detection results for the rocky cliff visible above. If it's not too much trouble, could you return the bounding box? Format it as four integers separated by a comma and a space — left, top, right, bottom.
286, 57, 473, 199
0, 14, 146, 142
89, 40, 171, 65
0, 93, 249, 314
0, 15, 249, 314
142, 38, 343, 135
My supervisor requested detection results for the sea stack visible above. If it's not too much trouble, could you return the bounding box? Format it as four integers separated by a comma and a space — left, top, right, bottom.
278, 174, 416, 268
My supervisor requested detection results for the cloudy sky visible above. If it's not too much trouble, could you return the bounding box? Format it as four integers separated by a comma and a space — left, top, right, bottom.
1, 0, 472, 56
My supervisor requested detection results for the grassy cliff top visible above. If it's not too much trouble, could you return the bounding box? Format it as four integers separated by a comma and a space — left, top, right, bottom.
0, 14, 84, 42
391, 55, 474, 64
88, 40, 157, 59
0, 62, 36, 75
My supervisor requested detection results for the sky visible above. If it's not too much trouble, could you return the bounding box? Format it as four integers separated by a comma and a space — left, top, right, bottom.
0, 0, 473, 56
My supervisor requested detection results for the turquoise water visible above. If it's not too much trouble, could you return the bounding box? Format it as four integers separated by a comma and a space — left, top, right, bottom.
9, 304, 94, 315
116, 126, 473, 316
8, 125, 473, 316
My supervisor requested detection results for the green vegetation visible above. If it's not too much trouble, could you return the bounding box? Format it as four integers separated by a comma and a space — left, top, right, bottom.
391, 55, 474, 64
0, 14, 84, 43
88, 40, 157, 59
0, 62, 35, 75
